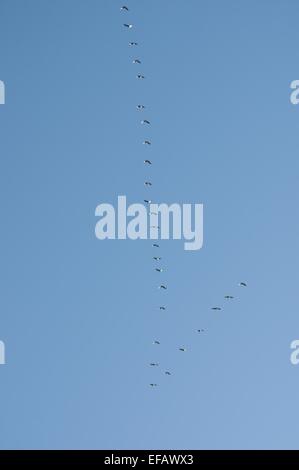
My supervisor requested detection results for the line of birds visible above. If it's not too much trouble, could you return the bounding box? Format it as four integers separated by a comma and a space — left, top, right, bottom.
120, 5, 248, 388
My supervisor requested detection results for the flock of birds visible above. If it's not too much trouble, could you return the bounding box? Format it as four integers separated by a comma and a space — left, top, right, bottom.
120, 5, 248, 388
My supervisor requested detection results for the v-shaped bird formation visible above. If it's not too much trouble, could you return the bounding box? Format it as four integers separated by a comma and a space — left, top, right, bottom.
120, 4, 248, 387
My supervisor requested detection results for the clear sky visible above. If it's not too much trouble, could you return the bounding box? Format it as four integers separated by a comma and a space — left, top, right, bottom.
0, 0, 299, 450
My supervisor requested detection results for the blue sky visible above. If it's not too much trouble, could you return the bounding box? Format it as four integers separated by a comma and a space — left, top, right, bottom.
0, 0, 299, 450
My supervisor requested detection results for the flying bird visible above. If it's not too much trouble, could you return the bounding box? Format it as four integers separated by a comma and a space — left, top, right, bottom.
159, 285, 167, 290
155, 268, 163, 272
159, 306, 166, 310
133, 59, 141, 64
150, 363, 159, 366
137, 104, 145, 110
179, 348, 186, 352
121, 6, 129, 11
197, 329, 205, 333
239, 282, 247, 287
123, 23, 133, 28
211, 307, 222, 311
144, 159, 152, 165
143, 140, 151, 145
153, 257, 162, 261
165, 371, 171, 376
153, 341, 160, 345
152, 243, 160, 248
137, 74, 145, 79
144, 181, 152, 186
141, 119, 150, 125
129, 42, 138, 46
144, 199, 152, 204
150, 383, 158, 387
224, 295, 234, 299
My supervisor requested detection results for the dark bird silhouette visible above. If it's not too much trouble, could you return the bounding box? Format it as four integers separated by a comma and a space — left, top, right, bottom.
159, 306, 166, 310
211, 307, 222, 311
152, 243, 160, 248
179, 348, 186, 352
129, 42, 138, 46
144, 159, 152, 165
121, 6, 129, 11
150, 383, 158, 387
165, 371, 171, 376
155, 268, 163, 272
133, 59, 141, 64
153, 340, 160, 345
137, 74, 145, 79
137, 104, 145, 110
159, 285, 167, 290
123, 23, 133, 28
239, 282, 247, 287
141, 119, 150, 125
153, 257, 162, 261
143, 140, 151, 145
144, 181, 152, 186
150, 363, 159, 366
224, 295, 234, 299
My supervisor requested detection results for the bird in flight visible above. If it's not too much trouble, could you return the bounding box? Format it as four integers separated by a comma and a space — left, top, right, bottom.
137, 74, 145, 79
155, 268, 163, 273
153, 257, 162, 261
159, 285, 167, 290
121, 6, 129, 11
144, 159, 152, 165
137, 104, 145, 110
224, 295, 234, 299
150, 383, 158, 387
133, 59, 141, 64
197, 329, 205, 333
141, 119, 150, 125
143, 140, 151, 145
150, 363, 159, 367
239, 282, 247, 287
144, 199, 152, 204
123, 23, 133, 28
159, 306, 166, 310
211, 307, 222, 311
152, 243, 160, 248
129, 42, 138, 46
144, 181, 152, 187
165, 371, 171, 376
153, 340, 160, 345
179, 348, 186, 352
